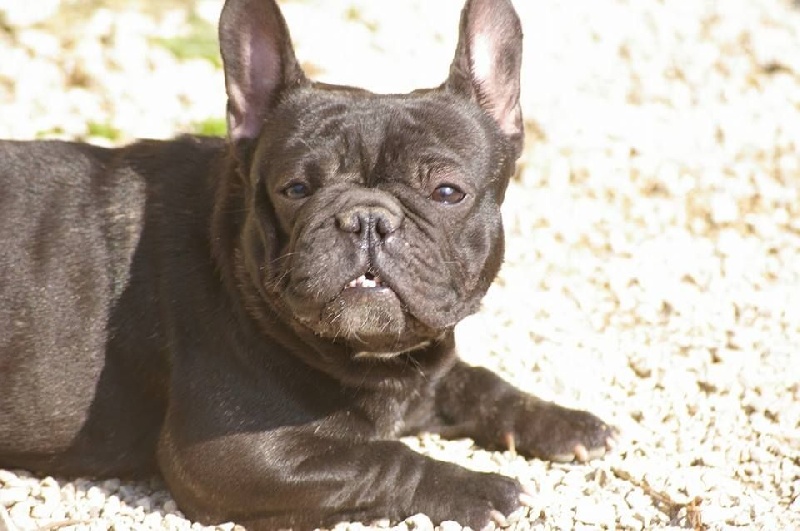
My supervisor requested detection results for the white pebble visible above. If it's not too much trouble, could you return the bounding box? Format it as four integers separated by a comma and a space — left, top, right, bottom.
0, 471, 23, 487
574, 500, 616, 526
438, 521, 462, 531
0, 487, 29, 506
405, 513, 434, 531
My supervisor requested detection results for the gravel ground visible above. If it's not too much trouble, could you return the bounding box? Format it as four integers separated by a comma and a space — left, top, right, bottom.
2, 0, 800, 529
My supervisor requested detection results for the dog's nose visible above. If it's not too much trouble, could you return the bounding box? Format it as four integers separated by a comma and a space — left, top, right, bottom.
336, 206, 403, 240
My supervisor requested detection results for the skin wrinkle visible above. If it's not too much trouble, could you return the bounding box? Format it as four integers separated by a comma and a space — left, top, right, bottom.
406, 211, 463, 290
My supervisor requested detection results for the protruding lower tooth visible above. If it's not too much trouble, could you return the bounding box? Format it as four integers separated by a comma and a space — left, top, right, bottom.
347, 274, 386, 289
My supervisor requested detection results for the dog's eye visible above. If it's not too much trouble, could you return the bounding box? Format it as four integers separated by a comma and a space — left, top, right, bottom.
282, 182, 311, 199
430, 184, 466, 204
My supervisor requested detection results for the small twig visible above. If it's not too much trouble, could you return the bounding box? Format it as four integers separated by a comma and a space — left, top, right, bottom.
687, 496, 704, 531
611, 467, 706, 530
36, 519, 93, 531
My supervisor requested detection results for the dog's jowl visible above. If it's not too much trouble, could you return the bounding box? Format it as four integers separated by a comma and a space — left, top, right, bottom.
0, 0, 616, 528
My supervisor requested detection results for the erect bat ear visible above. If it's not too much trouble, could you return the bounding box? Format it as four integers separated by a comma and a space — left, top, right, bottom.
447, 0, 524, 158
219, 0, 308, 141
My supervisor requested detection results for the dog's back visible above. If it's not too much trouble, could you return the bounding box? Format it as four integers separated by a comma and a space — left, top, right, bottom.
0, 137, 221, 476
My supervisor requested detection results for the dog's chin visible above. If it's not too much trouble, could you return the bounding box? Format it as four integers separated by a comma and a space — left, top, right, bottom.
320, 287, 410, 350
288, 285, 437, 356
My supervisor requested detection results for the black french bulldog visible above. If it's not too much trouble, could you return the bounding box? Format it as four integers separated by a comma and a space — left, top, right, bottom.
0, 0, 616, 528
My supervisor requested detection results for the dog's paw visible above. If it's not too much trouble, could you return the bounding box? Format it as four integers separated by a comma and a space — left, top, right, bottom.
508, 400, 617, 463
411, 459, 531, 529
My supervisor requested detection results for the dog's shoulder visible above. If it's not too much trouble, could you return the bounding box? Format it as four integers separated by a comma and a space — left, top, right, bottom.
0, 139, 113, 184
117, 135, 227, 177
0, 135, 226, 184
0, 135, 227, 273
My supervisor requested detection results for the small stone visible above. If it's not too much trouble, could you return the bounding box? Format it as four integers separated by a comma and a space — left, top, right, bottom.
618, 513, 644, 530
0, 506, 15, 531
103, 495, 121, 515
142, 511, 163, 528
50, 507, 68, 522
698, 505, 735, 524
9, 501, 35, 528
130, 506, 146, 522
574, 500, 616, 526
134, 497, 152, 513
39, 484, 61, 507
551, 514, 576, 531
438, 521, 462, 531
102, 479, 122, 492
30, 503, 53, 519
117, 486, 136, 502
0, 0, 61, 26
0, 486, 29, 506
732, 510, 753, 526
405, 513, 434, 531
0, 471, 22, 487
709, 194, 739, 225
163, 513, 188, 529
699, 451, 726, 468
511, 516, 532, 531
26, 482, 40, 499
60, 483, 76, 501
86, 486, 106, 504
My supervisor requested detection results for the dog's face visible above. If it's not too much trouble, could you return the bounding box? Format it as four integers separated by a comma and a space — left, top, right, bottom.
219, 0, 523, 357
254, 89, 514, 355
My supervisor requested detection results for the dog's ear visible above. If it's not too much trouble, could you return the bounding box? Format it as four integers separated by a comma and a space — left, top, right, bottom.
447, 0, 524, 158
219, 0, 307, 141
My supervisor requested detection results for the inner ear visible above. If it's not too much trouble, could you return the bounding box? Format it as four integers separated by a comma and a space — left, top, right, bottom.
219, 0, 307, 141
447, 0, 524, 157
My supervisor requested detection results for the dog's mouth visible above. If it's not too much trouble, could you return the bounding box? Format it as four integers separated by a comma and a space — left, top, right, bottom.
305, 267, 406, 346
345, 270, 388, 291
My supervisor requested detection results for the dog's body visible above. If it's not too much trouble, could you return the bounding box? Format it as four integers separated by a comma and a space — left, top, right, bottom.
0, 0, 615, 528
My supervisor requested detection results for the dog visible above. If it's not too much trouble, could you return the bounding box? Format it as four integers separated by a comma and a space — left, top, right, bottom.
0, 0, 616, 528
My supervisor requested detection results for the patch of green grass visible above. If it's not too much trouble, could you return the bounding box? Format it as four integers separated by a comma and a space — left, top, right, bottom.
35, 126, 66, 138
87, 121, 122, 141
192, 117, 227, 137
153, 15, 221, 68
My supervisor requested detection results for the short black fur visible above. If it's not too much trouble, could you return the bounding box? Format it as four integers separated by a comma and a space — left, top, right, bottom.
0, 0, 615, 528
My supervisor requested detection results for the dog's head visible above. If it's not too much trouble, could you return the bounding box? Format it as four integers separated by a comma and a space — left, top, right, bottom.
218, 0, 523, 361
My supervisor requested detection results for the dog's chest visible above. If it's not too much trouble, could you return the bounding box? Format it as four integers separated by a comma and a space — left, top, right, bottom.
373, 401, 409, 438
359, 383, 433, 438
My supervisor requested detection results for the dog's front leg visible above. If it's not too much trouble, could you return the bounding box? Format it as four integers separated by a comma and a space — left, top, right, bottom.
434, 361, 617, 462
157, 409, 528, 530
